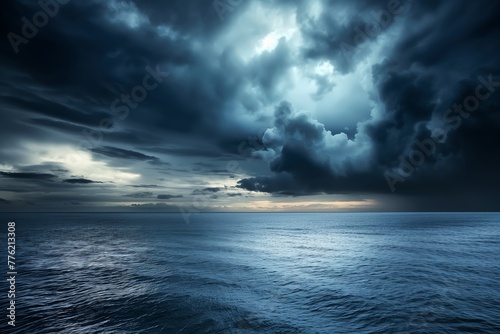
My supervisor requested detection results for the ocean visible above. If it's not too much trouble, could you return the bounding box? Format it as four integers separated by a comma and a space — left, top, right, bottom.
0, 212, 499, 333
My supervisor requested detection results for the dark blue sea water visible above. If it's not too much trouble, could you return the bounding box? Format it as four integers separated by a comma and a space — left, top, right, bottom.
0, 213, 499, 333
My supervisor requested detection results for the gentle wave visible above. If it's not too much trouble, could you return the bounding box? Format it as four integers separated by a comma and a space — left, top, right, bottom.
0, 212, 499, 333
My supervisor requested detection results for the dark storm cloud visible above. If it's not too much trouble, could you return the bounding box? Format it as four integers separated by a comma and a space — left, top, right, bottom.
91, 146, 157, 161
364, 68, 437, 166
90, 146, 165, 165
124, 192, 154, 199
16, 163, 69, 174
1, 0, 500, 211
192, 187, 222, 195
298, 0, 413, 73
248, 38, 294, 101
0, 0, 270, 166
0, 0, 252, 146
237, 169, 384, 196
237, 0, 500, 210
238, 101, 379, 195
63, 178, 101, 184
0, 172, 57, 180
2, 94, 114, 128
360, 1, 500, 199
157, 194, 183, 200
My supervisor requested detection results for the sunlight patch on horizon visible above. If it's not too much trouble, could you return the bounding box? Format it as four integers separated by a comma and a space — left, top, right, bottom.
243, 199, 377, 212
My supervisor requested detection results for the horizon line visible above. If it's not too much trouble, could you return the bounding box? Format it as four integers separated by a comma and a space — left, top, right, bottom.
1, 211, 499, 214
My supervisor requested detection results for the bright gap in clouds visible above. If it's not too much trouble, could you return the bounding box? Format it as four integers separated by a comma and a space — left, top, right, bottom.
25, 143, 140, 184
217, 1, 301, 61
256, 32, 280, 53
253, 19, 298, 56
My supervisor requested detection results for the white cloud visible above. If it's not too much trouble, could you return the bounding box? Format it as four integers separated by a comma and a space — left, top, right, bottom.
25, 143, 140, 184
107, 0, 149, 29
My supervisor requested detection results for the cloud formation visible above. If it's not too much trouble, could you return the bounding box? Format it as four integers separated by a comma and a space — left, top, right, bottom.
0, 0, 499, 211
63, 178, 102, 184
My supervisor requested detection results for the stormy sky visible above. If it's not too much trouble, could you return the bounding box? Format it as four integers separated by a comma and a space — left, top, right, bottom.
1, 0, 499, 212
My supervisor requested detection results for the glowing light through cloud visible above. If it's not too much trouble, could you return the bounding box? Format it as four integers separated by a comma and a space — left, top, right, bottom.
26, 143, 140, 184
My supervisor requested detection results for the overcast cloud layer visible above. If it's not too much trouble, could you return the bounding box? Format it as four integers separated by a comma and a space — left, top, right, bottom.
1, 0, 499, 212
